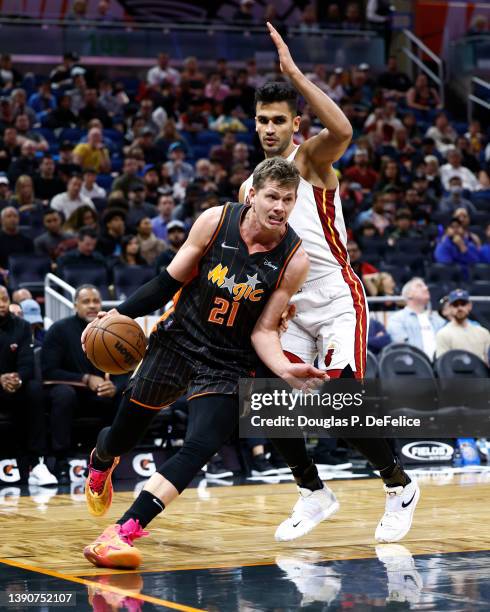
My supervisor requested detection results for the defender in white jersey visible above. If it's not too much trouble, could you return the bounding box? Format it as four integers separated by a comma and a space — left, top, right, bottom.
239, 23, 420, 545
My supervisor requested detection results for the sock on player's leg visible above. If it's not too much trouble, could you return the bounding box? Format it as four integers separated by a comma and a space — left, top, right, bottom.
379, 459, 411, 487
291, 459, 323, 492
93, 427, 114, 471
117, 490, 165, 528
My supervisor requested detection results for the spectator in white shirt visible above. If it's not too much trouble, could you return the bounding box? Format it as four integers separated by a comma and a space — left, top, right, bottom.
147, 53, 180, 88
440, 148, 479, 191
51, 175, 94, 219
81, 168, 106, 200
426, 113, 458, 156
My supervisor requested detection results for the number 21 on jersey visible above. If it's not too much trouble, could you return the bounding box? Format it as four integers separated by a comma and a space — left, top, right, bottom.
208, 297, 240, 327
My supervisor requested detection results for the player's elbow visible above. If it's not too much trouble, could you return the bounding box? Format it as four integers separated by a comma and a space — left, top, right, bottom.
337, 123, 353, 143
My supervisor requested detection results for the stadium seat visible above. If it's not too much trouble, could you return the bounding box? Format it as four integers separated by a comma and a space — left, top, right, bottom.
425, 263, 463, 284
113, 265, 155, 300
360, 237, 387, 258
469, 280, 490, 296
60, 128, 86, 143
380, 342, 432, 366
92, 197, 108, 214
378, 263, 412, 286
96, 174, 114, 192
391, 237, 430, 254
195, 130, 222, 146
470, 191, 490, 212
8, 254, 51, 290
435, 350, 489, 379
470, 264, 490, 281
60, 265, 111, 299
384, 252, 424, 275
427, 282, 455, 310
365, 350, 378, 379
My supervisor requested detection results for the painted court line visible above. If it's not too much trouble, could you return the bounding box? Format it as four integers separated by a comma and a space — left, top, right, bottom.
0, 558, 205, 612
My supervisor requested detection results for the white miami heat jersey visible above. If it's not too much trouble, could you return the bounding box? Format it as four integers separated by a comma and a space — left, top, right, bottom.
243, 146, 349, 282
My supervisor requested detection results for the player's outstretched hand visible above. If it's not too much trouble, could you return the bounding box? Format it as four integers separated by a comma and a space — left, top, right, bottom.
283, 363, 329, 392
267, 22, 299, 77
81, 308, 119, 353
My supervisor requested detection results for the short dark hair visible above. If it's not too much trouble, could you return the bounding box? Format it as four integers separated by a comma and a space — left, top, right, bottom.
74, 284, 100, 302
43, 208, 60, 218
255, 82, 298, 115
78, 226, 98, 241
252, 157, 300, 193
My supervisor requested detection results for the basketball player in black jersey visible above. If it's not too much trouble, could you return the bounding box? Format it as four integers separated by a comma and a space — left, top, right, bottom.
81, 157, 326, 569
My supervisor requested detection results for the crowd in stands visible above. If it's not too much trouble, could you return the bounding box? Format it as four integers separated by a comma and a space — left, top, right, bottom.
0, 45, 489, 484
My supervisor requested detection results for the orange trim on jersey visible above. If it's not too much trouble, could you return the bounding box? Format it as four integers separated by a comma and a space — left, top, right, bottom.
151, 306, 175, 334
187, 391, 229, 401
202, 203, 229, 257
275, 240, 302, 289
130, 398, 169, 410
313, 186, 367, 379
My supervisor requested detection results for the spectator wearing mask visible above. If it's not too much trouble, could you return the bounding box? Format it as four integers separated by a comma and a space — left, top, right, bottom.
0, 206, 34, 270
151, 192, 175, 241
33, 155, 66, 203
126, 183, 157, 231
434, 217, 480, 276
34, 209, 72, 259
56, 226, 105, 273
387, 277, 445, 359
50, 174, 95, 219
97, 208, 126, 257
0, 286, 55, 485
42, 285, 127, 483
438, 176, 476, 215
135, 216, 165, 265
81, 167, 106, 200
436, 289, 490, 365
440, 148, 479, 191
73, 127, 111, 173
154, 220, 186, 271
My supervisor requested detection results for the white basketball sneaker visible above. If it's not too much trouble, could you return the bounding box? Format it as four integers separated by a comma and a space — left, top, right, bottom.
375, 478, 420, 543
275, 485, 339, 542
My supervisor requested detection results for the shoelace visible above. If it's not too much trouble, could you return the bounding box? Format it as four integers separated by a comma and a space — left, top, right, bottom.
119, 519, 149, 545
89, 469, 109, 495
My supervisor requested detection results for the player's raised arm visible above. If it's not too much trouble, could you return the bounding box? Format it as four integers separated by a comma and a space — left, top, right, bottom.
251, 246, 327, 390
267, 22, 352, 170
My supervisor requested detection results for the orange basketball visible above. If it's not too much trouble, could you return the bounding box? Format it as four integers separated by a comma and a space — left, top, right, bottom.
85, 314, 147, 375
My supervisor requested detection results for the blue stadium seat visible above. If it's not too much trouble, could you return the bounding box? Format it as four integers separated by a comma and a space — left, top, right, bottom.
426, 263, 463, 284
378, 263, 411, 286
384, 252, 424, 276
469, 280, 490, 296
61, 266, 111, 299
236, 132, 254, 145
470, 190, 490, 212
92, 197, 108, 214
196, 130, 222, 146
32, 127, 57, 145
8, 255, 51, 290
470, 264, 490, 281
96, 174, 114, 192
60, 128, 86, 143
113, 265, 155, 300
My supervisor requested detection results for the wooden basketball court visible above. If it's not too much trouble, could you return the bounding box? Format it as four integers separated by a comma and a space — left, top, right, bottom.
1, 470, 490, 610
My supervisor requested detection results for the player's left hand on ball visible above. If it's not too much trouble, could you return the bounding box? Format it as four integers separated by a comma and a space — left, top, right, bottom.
267, 22, 298, 76
283, 363, 328, 391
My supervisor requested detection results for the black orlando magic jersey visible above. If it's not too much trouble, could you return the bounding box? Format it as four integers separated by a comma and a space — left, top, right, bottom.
167, 203, 301, 369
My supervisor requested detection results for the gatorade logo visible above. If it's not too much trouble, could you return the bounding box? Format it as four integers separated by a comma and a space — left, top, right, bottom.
115, 341, 137, 366
132, 453, 156, 477
0, 459, 20, 483
69, 459, 87, 483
